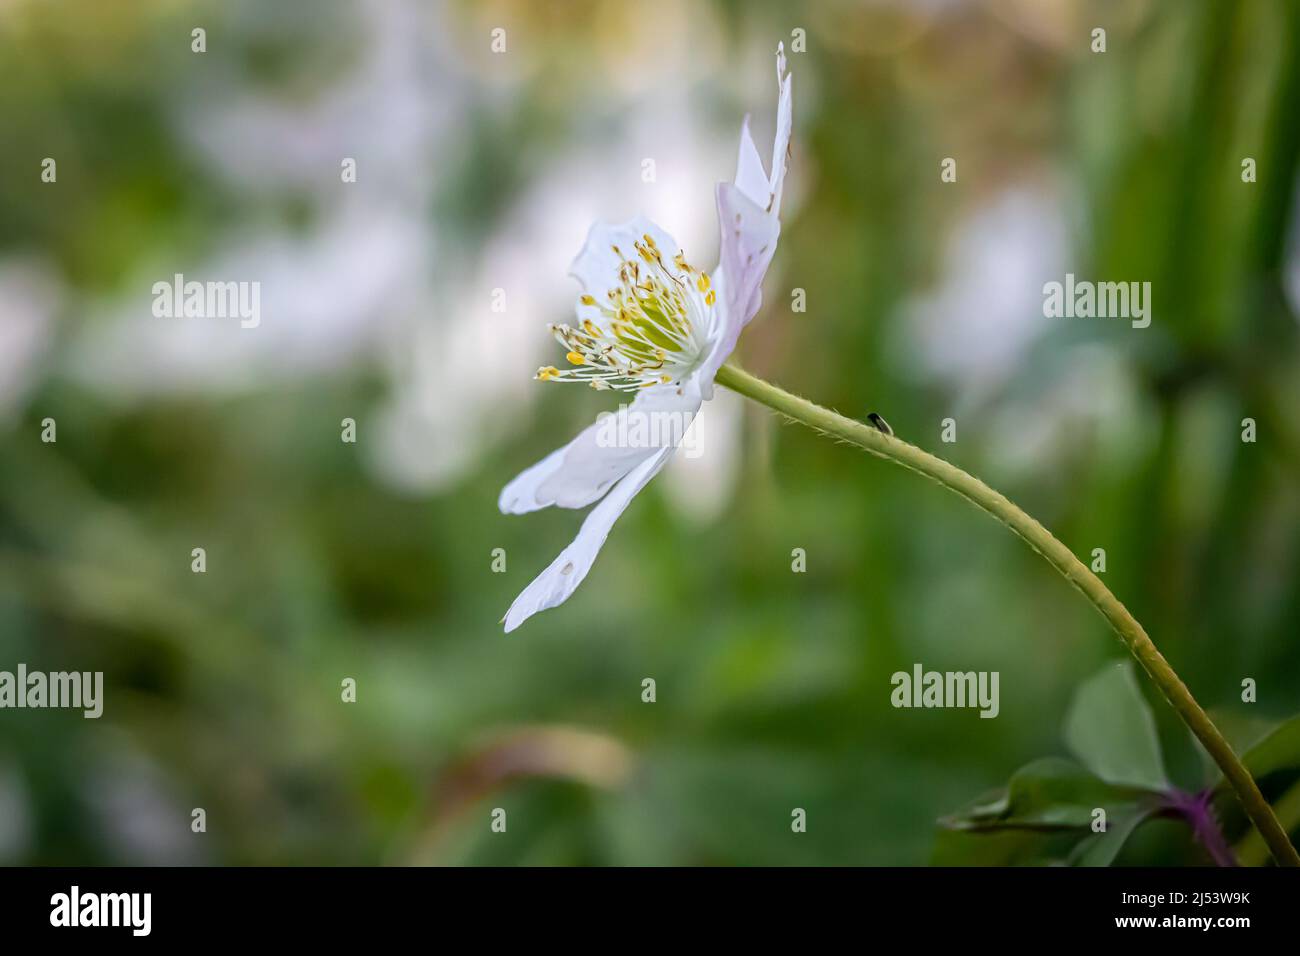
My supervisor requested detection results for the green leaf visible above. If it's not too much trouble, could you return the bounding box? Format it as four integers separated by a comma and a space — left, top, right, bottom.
1067, 809, 1153, 867
1237, 715, 1300, 782
941, 757, 1150, 832
932, 826, 1079, 867
1201, 713, 1300, 794
937, 759, 1155, 867
1200, 709, 1284, 786
1064, 660, 1168, 790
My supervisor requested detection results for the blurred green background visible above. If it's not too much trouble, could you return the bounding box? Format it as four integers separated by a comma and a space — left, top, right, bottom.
1, 0, 1298, 865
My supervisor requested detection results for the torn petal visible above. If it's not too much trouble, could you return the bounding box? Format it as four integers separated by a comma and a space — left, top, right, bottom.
502, 447, 673, 632
769, 43, 794, 217
695, 43, 793, 396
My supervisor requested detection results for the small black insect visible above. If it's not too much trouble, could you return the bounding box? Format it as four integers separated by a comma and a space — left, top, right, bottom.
866, 412, 894, 436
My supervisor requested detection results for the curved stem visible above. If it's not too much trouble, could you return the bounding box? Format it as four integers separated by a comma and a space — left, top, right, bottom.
715, 362, 1300, 867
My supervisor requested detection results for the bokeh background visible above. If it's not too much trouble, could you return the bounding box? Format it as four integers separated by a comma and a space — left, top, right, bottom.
1, 0, 1298, 865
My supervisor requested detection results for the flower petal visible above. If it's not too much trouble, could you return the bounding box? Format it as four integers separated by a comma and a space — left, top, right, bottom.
733, 116, 770, 208
768, 42, 794, 217
498, 428, 652, 515
695, 46, 793, 396
696, 184, 781, 396
732, 44, 793, 214
499, 385, 702, 514
569, 216, 682, 312
502, 446, 674, 632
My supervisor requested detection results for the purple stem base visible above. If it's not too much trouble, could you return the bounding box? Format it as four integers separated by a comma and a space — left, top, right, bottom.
1161, 788, 1238, 868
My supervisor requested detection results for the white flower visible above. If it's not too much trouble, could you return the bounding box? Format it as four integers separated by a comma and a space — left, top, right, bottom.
498, 46, 793, 632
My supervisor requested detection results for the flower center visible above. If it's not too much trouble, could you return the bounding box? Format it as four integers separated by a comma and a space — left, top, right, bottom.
538, 233, 715, 391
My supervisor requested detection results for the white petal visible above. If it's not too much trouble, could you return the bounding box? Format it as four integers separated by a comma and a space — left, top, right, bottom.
502, 446, 673, 632
498, 427, 652, 515
768, 43, 794, 217
696, 46, 793, 396
499, 385, 702, 514
732, 45, 793, 215
733, 117, 770, 208
696, 183, 781, 395
569, 216, 681, 309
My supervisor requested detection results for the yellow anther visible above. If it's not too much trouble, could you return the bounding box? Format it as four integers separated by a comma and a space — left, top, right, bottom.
539, 235, 711, 392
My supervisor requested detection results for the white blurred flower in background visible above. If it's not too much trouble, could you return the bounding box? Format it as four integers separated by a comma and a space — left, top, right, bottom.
895, 181, 1157, 490
64, 0, 449, 401
985, 344, 1155, 482
180, 1, 455, 200
66, 204, 428, 397
897, 186, 1069, 395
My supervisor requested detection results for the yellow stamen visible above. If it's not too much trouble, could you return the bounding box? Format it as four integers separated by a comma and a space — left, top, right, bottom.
543, 236, 712, 391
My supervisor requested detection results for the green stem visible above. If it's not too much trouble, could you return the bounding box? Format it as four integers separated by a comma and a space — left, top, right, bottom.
715, 362, 1300, 868
1236, 780, 1300, 868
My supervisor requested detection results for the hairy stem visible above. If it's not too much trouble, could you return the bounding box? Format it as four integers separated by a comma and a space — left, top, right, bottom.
715, 362, 1299, 867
